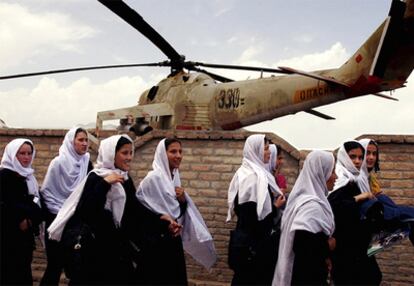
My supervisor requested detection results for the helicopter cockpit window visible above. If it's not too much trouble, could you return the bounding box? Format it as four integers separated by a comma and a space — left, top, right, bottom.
147, 86, 159, 101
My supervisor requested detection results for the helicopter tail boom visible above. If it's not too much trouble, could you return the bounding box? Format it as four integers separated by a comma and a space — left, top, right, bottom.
335, 0, 414, 95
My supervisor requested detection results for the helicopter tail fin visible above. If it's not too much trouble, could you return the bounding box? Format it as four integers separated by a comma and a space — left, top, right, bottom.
335, 0, 414, 94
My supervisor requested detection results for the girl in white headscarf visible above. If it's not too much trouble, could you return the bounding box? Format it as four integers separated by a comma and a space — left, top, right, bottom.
227, 134, 285, 285
0, 138, 42, 285
40, 127, 92, 285
358, 138, 414, 244
273, 150, 336, 286
136, 138, 217, 285
327, 140, 382, 285
48, 134, 140, 284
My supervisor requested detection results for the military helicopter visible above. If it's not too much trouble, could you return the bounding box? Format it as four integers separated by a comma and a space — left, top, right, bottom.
1, 0, 414, 137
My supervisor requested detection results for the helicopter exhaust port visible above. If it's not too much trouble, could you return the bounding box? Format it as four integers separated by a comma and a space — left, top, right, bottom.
129, 117, 153, 136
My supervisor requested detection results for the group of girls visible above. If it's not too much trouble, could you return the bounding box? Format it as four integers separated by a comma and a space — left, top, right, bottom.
227, 135, 414, 286
0, 127, 216, 285
2, 129, 414, 286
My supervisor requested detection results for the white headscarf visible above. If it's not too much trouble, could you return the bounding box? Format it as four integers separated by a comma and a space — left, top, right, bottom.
331, 140, 364, 192
1, 138, 40, 205
227, 134, 282, 222
136, 138, 217, 269
48, 134, 132, 241
267, 144, 278, 173
41, 127, 91, 214
358, 138, 374, 194
273, 150, 335, 286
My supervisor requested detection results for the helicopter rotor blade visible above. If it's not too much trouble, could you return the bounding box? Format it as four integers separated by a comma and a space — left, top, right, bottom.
0, 63, 167, 80
188, 67, 234, 83
98, 0, 183, 66
190, 62, 291, 74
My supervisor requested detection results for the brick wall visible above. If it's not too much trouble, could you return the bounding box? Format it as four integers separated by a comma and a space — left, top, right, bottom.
1, 128, 413, 285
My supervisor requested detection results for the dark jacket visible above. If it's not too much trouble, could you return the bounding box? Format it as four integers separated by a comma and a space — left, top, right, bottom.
231, 188, 282, 286
328, 182, 382, 285
0, 168, 42, 285
291, 230, 330, 285
135, 193, 188, 285
66, 172, 138, 285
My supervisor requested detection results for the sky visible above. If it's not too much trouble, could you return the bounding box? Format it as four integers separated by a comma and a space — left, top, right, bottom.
0, 0, 413, 150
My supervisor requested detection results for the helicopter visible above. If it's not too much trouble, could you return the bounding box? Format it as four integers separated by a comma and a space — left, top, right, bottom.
1, 0, 413, 139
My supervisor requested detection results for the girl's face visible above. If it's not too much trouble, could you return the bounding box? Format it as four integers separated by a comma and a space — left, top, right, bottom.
366, 143, 378, 170
348, 148, 364, 170
276, 155, 283, 170
74, 131, 89, 155
326, 166, 337, 191
263, 142, 270, 164
114, 143, 133, 171
16, 143, 33, 168
166, 142, 182, 171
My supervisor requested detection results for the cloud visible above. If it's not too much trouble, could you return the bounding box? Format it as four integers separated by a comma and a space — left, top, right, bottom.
218, 41, 349, 81
235, 44, 264, 65
276, 42, 348, 70
0, 76, 151, 128
0, 2, 96, 71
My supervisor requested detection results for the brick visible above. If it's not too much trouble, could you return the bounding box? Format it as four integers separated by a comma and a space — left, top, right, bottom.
381, 171, 403, 179
220, 173, 234, 181
197, 189, 218, 197
391, 180, 414, 189
191, 164, 211, 171
211, 181, 230, 189
222, 157, 242, 165
192, 148, 214, 155
202, 156, 226, 164
182, 155, 203, 165
402, 171, 414, 179
214, 148, 235, 156
211, 165, 233, 172
180, 171, 199, 180
190, 180, 211, 188
199, 172, 221, 181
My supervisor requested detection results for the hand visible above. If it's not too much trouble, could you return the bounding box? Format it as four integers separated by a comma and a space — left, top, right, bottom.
175, 187, 186, 203
274, 195, 286, 209
104, 173, 125, 184
325, 257, 332, 273
168, 221, 183, 237
328, 237, 336, 251
354, 192, 374, 202
19, 218, 31, 232
160, 214, 183, 237
374, 191, 383, 197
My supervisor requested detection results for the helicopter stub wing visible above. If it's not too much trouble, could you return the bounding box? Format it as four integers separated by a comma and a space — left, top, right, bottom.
96, 102, 173, 132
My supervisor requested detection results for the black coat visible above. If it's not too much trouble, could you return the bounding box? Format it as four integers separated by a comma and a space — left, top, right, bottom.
231, 188, 282, 286
135, 195, 188, 285
291, 230, 329, 285
0, 168, 42, 285
67, 172, 140, 285
328, 182, 382, 285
